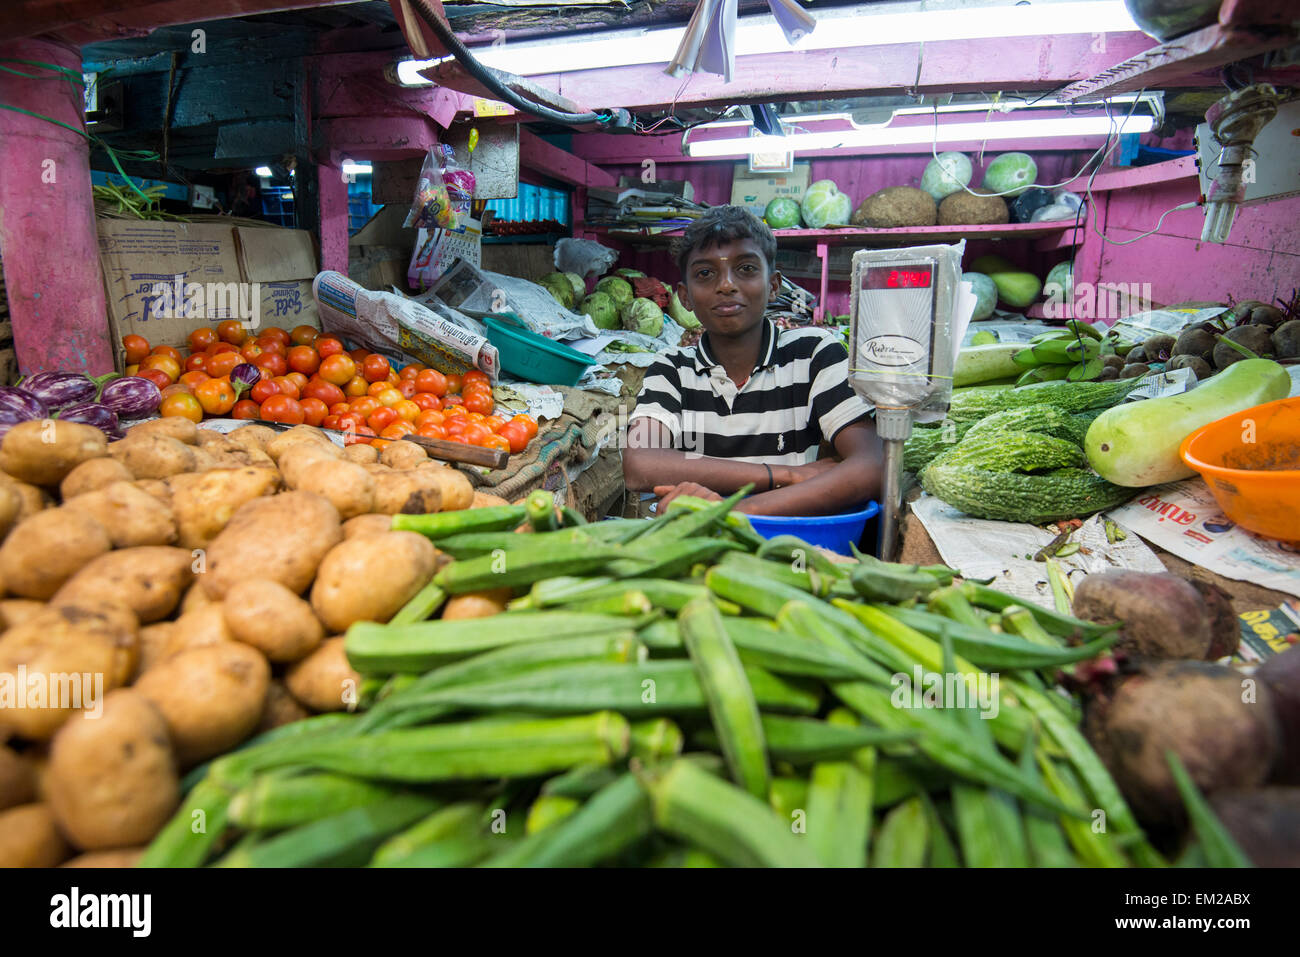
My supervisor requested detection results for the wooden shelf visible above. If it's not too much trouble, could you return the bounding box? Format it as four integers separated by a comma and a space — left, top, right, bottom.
595, 221, 1076, 246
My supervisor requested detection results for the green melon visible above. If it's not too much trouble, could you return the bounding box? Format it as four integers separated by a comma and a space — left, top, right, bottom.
963, 272, 997, 320
763, 197, 802, 230
981, 152, 1038, 197
1044, 261, 1074, 300
920, 152, 973, 201
800, 180, 852, 228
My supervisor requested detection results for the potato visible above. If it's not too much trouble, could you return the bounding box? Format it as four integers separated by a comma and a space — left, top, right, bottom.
134, 642, 270, 765
361, 462, 393, 474
371, 470, 442, 515
257, 680, 311, 733
52, 547, 194, 624
311, 531, 436, 632
416, 464, 474, 511
59, 457, 134, 500
226, 424, 277, 452
46, 689, 179, 850
161, 604, 232, 660
380, 440, 428, 470
110, 434, 199, 479
201, 490, 342, 600
342, 514, 395, 540
472, 491, 512, 509
0, 475, 51, 520
127, 417, 198, 445
0, 803, 70, 867
134, 622, 177, 679
0, 481, 21, 540
0, 744, 36, 811
284, 637, 360, 713
0, 600, 138, 739
283, 453, 375, 520
62, 480, 177, 547
442, 588, 512, 620
265, 426, 337, 463
0, 420, 107, 488
341, 444, 379, 465
222, 579, 324, 662
166, 466, 281, 550
195, 433, 276, 468
0, 508, 112, 599
179, 583, 212, 615
0, 599, 43, 630
134, 479, 173, 507
61, 847, 146, 868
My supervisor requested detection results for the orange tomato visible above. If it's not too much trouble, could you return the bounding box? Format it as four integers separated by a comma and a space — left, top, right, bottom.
483, 434, 510, 454
290, 324, 319, 346
216, 320, 247, 344
484, 415, 507, 433
417, 423, 446, 441
206, 351, 242, 378
250, 378, 281, 405
511, 415, 539, 439
348, 396, 380, 419
188, 327, 218, 353
380, 421, 416, 440
302, 379, 346, 407
367, 380, 394, 398
135, 369, 172, 391
285, 371, 309, 393
252, 352, 288, 378
328, 402, 351, 416
139, 353, 180, 382
463, 391, 494, 416
287, 345, 320, 376
393, 400, 420, 422
361, 354, 391, 383
443, 418, 467, 437
159, 392, 203, 422
498, 422, 529, 454
179, 370, 212, 389
442, 403, 467, 418
345, 425, 377, 447
411, 393, 442, 412
240, 340, 265, 361
260, 394, 305, 425
319, 354, 357, 386
466, 412, 487, 424
321, 414, 343, 431
350, 347, 371, 364
375, 389, 403, 409
300, 397, 328, 427
463, 369, 489, 389
260, 326, 291, 347
368, 407, 398, 432
396, 380, 417, 399
315, 336, 345, 359
232, 399, 261, 420
184, 353, 209, 373
152, 344, 184, 364
122, 334, 151, 364
443, 433, 468, 445
344, 375, 369, 397
415, 410, 445, 429
194, 376, 237, 416
398, 363, 425, 380
414, 369, 447, 396
463, 423, 492, 446
255, 336, 286, 358
160, 383, 192, 399
208, 341, 238, 355
368, 438, 392, 452
441, 393, 464, 409
445, 373, 463, 395
270, 375, 300, 400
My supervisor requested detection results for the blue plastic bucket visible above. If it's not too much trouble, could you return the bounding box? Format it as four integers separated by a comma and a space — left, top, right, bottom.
744, 501, 880, 556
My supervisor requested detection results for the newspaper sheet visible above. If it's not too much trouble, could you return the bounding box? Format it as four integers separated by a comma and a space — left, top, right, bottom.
909, 494, 1166, 609
1105, 478, 1300, 599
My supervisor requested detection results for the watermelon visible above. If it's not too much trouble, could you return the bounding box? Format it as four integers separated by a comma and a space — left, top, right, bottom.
1045, 261, 1074, 300
981, 152, 1038, 197
963, 272, 997, 320
764, 197, 802, 230
920, 152, 973, 201
800, 180, 852, 228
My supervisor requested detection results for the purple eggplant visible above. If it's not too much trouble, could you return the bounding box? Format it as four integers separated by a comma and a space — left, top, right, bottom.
0, 386, 48, 421
98, 376, 162, 419
57, 401, 122, 438
19, 371, 98, 411
0, 409, 25, 444
230, 363, 261, 396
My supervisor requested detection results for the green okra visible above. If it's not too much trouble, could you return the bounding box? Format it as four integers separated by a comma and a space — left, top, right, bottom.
370, 802, 486, 866
694, 714, 914, 765
880, 606, 1115, 670
628, 717, 685, 763
228, 772, 396, 830
804, 709, 875, 868
391, 505, 526, 540
872, 796, 929, 868
525, 794, 581, 834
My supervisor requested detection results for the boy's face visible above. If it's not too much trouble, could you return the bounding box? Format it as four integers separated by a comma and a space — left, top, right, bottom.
678, 238, 780, 340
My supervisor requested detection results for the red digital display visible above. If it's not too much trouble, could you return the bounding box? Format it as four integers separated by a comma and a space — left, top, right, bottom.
866, 265, 933, 289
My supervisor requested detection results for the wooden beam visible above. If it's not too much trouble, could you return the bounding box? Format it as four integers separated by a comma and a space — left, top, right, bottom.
518, 129, 617, 189
1087, 156, 1200, 193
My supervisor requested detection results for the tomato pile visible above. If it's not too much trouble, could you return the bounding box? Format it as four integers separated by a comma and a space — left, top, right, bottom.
121, 322, 538, 452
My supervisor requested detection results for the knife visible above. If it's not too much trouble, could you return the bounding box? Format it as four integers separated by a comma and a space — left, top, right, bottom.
242, 419, 509, 470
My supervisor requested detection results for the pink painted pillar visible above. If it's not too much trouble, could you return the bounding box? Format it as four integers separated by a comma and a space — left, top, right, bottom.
318, 166, 350, 275
0, 36, 113, 376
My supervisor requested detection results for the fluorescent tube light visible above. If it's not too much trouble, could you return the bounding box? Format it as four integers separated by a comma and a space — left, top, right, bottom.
685, 114, 1156, 157
342, 162, 373, 175
255, 166, 272, 176
396, 1, 1140, 84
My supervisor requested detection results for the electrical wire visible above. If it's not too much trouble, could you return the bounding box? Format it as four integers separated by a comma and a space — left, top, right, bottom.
404, 0, 608, 127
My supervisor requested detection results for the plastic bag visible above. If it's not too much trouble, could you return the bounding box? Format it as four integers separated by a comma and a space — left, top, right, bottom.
404, 145, 459, 230
554, 237, 618, 280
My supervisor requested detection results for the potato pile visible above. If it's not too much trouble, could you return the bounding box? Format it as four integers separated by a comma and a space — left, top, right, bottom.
0, 417, 481, 867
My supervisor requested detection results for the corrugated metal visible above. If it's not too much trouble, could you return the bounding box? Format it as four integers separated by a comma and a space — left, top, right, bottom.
487, 182, 570, 224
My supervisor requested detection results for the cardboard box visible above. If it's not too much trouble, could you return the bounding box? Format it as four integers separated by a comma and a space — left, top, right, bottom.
97, 219, 320, 367
730, 163, 811, 219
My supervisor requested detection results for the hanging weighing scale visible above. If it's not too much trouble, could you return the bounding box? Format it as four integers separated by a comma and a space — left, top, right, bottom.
848, 244, 965, 560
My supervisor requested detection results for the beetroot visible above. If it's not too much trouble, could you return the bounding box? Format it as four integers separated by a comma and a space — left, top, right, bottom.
1072, 571, 1213, 660
1258, 644, 1300, 784
1209, 788, 1300, 867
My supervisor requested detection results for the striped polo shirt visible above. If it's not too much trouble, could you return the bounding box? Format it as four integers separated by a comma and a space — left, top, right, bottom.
630, 319, 874, 466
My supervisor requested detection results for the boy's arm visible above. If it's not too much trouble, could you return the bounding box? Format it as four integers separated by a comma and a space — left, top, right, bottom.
733, 421, 882, 515
623, 418, 790, 493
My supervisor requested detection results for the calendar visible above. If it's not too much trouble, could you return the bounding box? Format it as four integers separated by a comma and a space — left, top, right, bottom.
408, 218, 481, 291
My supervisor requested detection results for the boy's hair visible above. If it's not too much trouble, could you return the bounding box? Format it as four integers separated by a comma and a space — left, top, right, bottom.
671, 205, 777, 278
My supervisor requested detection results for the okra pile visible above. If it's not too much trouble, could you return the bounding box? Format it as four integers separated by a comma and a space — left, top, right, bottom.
141, 490, 1169, 868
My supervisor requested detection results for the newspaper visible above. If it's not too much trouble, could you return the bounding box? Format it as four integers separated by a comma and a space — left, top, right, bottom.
910, 494, 1166, 609
1109, 306, 1228, 342
1105, 478, 1300, 599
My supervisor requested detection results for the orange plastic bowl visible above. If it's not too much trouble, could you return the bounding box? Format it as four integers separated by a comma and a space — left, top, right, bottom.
1179, 395, 1300, 542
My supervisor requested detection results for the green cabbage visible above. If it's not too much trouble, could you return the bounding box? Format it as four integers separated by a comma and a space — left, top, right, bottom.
621, 297, 664, 338
668, 289, 699, 329
579, 291, 619, 330
538, 272, 575, 310
595, 276, 633, 310
562, 272, 586, 301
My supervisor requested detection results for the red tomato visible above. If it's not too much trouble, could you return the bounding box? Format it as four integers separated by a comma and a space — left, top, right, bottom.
217, 320, 247, 344
270, 375, 300, 400
194, 377, 237, 416
511, 414, 539, 439
255, 336, 286, 357
344, 425, 376, 446
287, 345, 320, 376
462, 423, 491, 447
348, 396, 381, 419
302, 379, 345, 407
417, 423, 446, 440
260, 326, 291, 347
188, 328, 218, 353
232, 399, 262, 420
239, 339, 264, 361
315, 336, 345, 359
300, 397, 328, 427
122, 334, 151, 364
395, 380, 417, 399
498, 422, 529, 454
136, 368, 173, 391
252, 352, 288, 378
399, 363, 424, 381
361, 354, 391, 383
285, 372, 309, 393
412, 393, 442, 412
328, 402, 351, 416
151, 344, 183, 364
415, 410, 445, 429
179, 370, 212, 390
445, 374, 463, 395
208, 341, 238, 355
250, 378, 280, 404
463, 369, 489, 389
443, 418, 467, 437
321, 414, 343, 431
183, 354, 209, 374
483, 434, 510, 454
368, 407, 398, 432
260, 395, 305, 425
441, 393, 464, 408
206, 351, 242, 378
463, 391, 494, 416
414, 369, 447, 396
335, 412, 366, 434
290, 324, 319, 347
350, 347, 371, 364
319, 354, 356, 386
443, 433, 468, 445
159, 392, 203, 422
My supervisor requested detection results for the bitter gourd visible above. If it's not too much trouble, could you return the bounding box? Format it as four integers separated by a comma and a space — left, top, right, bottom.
962, 406, 1092, 446
902, 420, 976, 473
948, 377, 1143, 421
920, 465, 1136, 524
929, 430, 1084, 473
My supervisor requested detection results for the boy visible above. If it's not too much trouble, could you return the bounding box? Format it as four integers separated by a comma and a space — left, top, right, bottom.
623, 205, 882, 515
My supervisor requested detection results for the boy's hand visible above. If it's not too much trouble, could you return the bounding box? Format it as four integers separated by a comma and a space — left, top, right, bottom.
653, 482, 722, 512
786, 458, 840, 485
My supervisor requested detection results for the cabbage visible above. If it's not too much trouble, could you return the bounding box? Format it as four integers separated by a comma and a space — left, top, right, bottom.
562, 272, 585, 301
621, 297, 664, 338
595, 276, 633, 309
538, 272, 575, 309
580, 291, 619, 330
614, 268, 645, 279
668, 289, 699, 329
